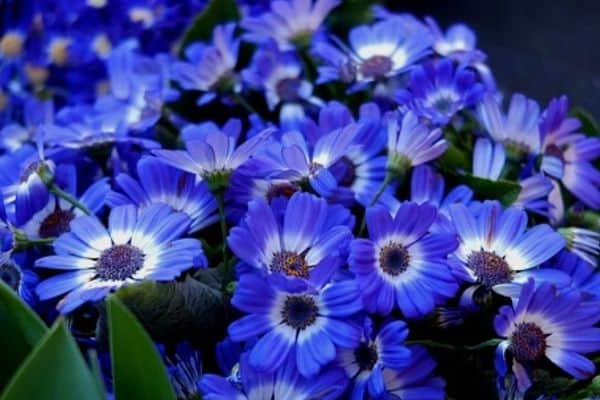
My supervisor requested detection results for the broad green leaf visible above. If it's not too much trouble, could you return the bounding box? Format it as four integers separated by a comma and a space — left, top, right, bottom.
0, 320, 102, 400
178, 0, 240, 56
572, 107, 600, 137
0, 280, 47, 388
108, 296, 176, 400
461, 174, 522, 206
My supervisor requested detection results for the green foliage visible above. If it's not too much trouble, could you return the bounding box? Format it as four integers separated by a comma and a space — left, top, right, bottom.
178, 0, 240, 56
461, 174, 522, 206
0, 281, 47, 388
108, 296, 176, 400
572, 107, 600, 136
0, 320, 102, 400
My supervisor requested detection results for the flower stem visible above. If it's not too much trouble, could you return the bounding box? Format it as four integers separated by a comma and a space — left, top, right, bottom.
358, 172, 394, 235
405, 338, 501, 351
14, 235, 55, 251
37, 165, 91, 215
232, 92, 259, 115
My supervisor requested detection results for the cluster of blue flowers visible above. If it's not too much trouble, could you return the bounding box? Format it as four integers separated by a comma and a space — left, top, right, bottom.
1, 0, 600, 398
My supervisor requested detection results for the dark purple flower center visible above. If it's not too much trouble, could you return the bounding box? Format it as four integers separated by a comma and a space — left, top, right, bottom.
510, 322, 547, 362
270, 250, 309, 278
379, 243, 410, 276
266, 182, 300, 201
308, 162, 323, 175
354, 342, 378, 371
431, 96, 455, 114
276, 78, 302, 102
0, 260, 21, 291
360, 55, 393, 79
468, 250, 512, 287
331, 156, 357, 187
96, 244, 144, 281
281, 295, 318, 330
39, 209, 75, 238
544, 144, 564, 161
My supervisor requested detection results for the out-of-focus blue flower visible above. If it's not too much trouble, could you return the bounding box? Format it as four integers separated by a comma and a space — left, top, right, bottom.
338, 318, 411, 399
312, 17, 431, 90
241, 0, 340, 50
545, 250, 600, 300
494, 279, 600, 393
227, 272, 362, 377
172, 23, 240, 106
349, 202, 459, 319
396, 59, 484, 125
448, 200, 567, 302
200, 351, 348, 399
228, 192, 352, 284
379, 345, 446, 400
35, 204, 204, 314
0, 95, 53, 152
107, 157, 218, 234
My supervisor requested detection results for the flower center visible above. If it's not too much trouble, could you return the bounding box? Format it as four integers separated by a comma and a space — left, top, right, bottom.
276, 78, 302, 102
467, 250, 512, 287
510, 322, 547, 362
0, 32, 24, 58
360, 56, 393, 79
96, 244, 144, 281
266, 182, 300, 201
281, 295, 318, 330
379, 243, 410, 276
20, 161, 42, 183
39, 209, 75, 238
544, 143, 564, 161
354, 342, 378, 371
308, 162, 323, 175
270, 251, 309, 278
0, 260, 21, 291
48, 38, 71, 66
331, 156, 356, 187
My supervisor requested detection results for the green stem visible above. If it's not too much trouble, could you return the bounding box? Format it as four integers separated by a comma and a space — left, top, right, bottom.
405, 338, 501, 351
215, 191, 232, 291
15, 236, 55, 251
49, 182, 91, 215
358, 172, 394, 236
232, 92, 259, 115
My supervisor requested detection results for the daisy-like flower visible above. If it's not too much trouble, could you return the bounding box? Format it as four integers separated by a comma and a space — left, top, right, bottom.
107, 157, 218, 234
386, 111, 448, 177
241, 0, 340, 50
228, 192, 352, 283
545, 250, 600, 301
337, 318, 411, 399
477, 92, 541, 155
380, 345, 446, 400
312, 17, 431, 89
227, 272, 363, 377
448, 200, 566, 301
35, 204, 204, 314
172, 23, 240, 106
396, 59, 484, 125
558, 227, 600, 266
494, 279, 600, 393
349, 202, 459, 318
200, 351, 348, 400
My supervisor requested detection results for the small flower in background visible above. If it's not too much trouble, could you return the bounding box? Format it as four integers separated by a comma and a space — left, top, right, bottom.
494, 279, 600, 393
544, 250, 600, 300
35, 204, 204, 313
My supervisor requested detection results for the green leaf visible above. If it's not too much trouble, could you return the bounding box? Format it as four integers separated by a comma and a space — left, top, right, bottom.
461, 174, 522, 206
107, 296, 176, 400
572, 107, 600, 136
178, 0, 240, 56
0, 320, 102, 400
0, 280, 47, 388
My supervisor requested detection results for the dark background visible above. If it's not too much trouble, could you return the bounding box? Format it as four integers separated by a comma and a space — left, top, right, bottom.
393, 0, 600, 116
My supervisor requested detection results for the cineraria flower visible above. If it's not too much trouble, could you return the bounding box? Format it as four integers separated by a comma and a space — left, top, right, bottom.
227, 272, 363, 377
228, 192, 352, 283
241, 0, 340, 50
172, 23, 240, 105
200, 351, 348, 400
477, 92, 541, 155
35, 204, 204, 313
107, 157, 218, 234
558, 227, 600, 266
312, 17, 431, 89
0, 95, 53, 152
396, 59, 484, 125
545, 250, 600, 300
448, 200, 566, 301
337, 318, 411, 399
349, 202, 459, 318
386, 111, 448, 176
494, 279, 600, 393
166, 343, 203, 400
380, 345, 446, 400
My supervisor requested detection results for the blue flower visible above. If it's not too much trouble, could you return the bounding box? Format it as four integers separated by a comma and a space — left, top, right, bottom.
337, 318, 411, 399
241, 0, 340, 50
1, 256, 39, 306
312, 17, 431, 89
396, 59, 484, 125
448, 200, 566, 300
349, 202, 459, 318
35, 204, 204, 314
557, 227, 600, 267
544, 250, 600, 300
172, 23, 240, 105
494, 279, 600, 393
0, 95, 53, 152
200, 351, 348, 399
227, 272, 363, 377
107, 157, 218, 234
166, 342, 203, 400
379, 345, 446, 400
228, 192, 352, 283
